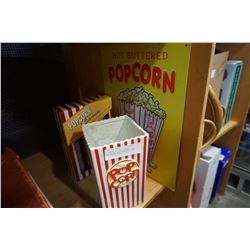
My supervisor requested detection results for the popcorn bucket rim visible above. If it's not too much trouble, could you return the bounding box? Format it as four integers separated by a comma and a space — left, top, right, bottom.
82, 115, 149, 150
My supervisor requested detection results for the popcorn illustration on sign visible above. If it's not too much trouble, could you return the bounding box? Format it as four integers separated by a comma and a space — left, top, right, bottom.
118, 86, 166, 173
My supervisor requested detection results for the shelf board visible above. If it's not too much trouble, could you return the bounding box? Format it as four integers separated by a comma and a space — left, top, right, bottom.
136, 177, 164, 208
23, 148, 164, 208
213, 120, 238, 143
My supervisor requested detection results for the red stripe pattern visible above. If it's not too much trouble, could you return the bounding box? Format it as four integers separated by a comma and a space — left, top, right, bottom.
91, 135, 148, 208
119, 100, 164, 165
54, 98, 111, 182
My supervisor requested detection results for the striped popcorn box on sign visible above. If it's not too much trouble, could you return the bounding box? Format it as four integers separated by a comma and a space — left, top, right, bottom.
143, 110, 164, 163
82, 115, 149, 208
54, 98, 104, 182
118, 87, 166, 171
119, 100, 164, 164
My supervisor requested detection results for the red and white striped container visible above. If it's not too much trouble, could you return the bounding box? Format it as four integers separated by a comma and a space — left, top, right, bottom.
54, 97, 111, 182
119, 101, 164, 164
54, 102, 92, 182
82, 115, 149, 208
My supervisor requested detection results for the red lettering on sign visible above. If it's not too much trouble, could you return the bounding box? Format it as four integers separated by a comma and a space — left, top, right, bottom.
132, 62, 140, 82
152, 66, 161, 89
140, 64, 151, 85
116, 64, 123, 82
124, 64, 131, 83
108, 62, 176, 94
163, 70, 175, 93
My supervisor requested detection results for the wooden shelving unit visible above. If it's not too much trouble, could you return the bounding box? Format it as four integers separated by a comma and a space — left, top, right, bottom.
213, 120, 238, 143
22, 147, 164, 208
211, 44, 250, 195
136, 177, 164, 208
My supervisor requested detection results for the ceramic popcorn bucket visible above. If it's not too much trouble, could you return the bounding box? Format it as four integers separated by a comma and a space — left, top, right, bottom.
82, 115, 149, 208
118, 86, 166, 171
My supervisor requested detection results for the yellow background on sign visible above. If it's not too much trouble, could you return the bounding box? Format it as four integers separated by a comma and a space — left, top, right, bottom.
101, 44, 191, 191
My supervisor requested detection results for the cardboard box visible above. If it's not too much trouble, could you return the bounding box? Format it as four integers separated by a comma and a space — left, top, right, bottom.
210, 51, 229, 97
82, 115, 149, 208
54, 96, 112, 182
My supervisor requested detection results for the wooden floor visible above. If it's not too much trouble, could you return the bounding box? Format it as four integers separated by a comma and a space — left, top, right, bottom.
22, 147, 164, 208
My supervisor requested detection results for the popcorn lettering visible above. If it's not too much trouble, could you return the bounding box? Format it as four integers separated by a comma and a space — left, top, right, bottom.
68, 108, 92, 129
107, 159, 140, 189
108, 63, 175, 94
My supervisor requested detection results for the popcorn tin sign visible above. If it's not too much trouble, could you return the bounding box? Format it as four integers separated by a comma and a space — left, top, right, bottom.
101, 44, 191, 190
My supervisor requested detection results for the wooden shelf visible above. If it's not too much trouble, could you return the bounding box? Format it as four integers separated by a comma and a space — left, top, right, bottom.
213, 120, 238, 143
136, 177, 164, 208
23, 148, 164, 208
